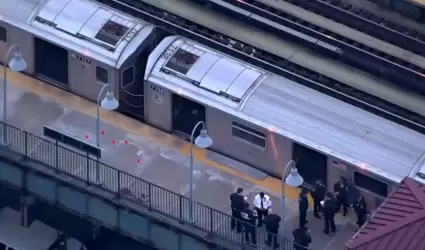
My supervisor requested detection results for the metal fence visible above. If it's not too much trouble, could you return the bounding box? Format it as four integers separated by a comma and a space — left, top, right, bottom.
0, 121, 306, 250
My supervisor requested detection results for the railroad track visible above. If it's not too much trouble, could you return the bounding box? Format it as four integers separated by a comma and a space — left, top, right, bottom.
272, 0, 425, 57
94, 0, 425, 134
194, 0, 425, 95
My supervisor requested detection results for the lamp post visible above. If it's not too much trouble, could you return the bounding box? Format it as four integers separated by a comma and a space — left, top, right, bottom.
2, 45, 27, 145
95, 84, 119, 183
189, 121, 213, 222
281, 160, 304, 230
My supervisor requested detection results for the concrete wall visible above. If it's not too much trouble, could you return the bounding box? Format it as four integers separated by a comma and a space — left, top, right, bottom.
0, 155, 237, 250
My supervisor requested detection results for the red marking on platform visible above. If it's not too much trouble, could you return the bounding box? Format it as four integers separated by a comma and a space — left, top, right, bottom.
84, 134, 89, 139
101, 130, 105, 135
124, 140, 128, 144
112, 140, 116, 144
137, 159, 142, 164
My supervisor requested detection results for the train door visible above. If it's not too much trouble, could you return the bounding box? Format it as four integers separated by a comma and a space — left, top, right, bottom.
172, 94, 206, 139
34, 37, 69, 88
292, 143, 327, 187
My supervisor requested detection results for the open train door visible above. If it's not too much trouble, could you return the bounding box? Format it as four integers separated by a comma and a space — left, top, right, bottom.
171, 94, 206, 140
292, 143, 327, 187
34, 37, 69, 88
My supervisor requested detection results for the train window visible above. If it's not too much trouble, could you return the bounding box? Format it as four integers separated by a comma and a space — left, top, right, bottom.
232, 121, 266, 149
96, 66, 109, 84
0, 242, 5, 250
164, 49, 200, 75
0, 26, 6, 43
122, 66, 134, 87
353, 171, 388, 197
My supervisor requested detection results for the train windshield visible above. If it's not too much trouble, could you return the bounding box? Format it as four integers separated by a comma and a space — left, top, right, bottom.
95, 19, 130, 46
165, 49, 200, 75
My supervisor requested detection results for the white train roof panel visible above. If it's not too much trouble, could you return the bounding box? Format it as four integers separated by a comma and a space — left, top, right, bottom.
242, 75, 425, 182
1, 0, 155, 68
148, 36, 265, 103
146, 36, 425, 184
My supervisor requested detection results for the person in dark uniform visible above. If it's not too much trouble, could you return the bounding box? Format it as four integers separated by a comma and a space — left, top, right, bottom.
229, 188, 245, 233
240, 202, 257, 246
298, 189, 309, 228
292, 227, 312, 250
322, 192, 336, 235
311, 180, 326, 219
264, 213, 281, 249
333, 177, 349, 216
352, 194, 368, 230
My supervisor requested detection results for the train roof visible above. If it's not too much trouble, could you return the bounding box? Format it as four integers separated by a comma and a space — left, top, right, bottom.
0, 0, 155, 68
146, 35, 425, 184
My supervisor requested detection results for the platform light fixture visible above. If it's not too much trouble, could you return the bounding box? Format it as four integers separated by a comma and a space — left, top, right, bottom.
189, 121, 213, 222
3, 45, 27, 145
95, 84, 119, 184
281, 160, 304, 231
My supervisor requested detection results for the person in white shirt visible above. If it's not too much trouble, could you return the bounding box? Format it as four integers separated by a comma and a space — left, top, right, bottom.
253, 192, 272, 227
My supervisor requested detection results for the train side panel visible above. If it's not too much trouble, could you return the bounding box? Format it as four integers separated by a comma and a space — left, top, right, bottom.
206, 106, 292, 177
68, 51, 119, 103
0, 22, 35, 74
144, 80, 173, 131
326, 156, 397, 211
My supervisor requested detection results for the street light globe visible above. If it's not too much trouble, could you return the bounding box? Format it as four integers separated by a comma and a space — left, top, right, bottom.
285, 168, 304, 187
8, 51, 27, 72
195, 129, 213, 149
101, 91, 119, 111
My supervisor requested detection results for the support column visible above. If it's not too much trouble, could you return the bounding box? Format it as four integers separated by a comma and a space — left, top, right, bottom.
20, 196, 36, 228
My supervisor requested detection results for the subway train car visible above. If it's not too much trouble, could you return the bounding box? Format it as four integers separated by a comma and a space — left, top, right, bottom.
144, 35, 425, 211
0, 0, 157, 119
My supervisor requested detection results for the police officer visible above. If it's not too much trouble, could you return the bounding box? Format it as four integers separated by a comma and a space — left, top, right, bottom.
240, 202, 257, 246
298, 189, 309, 228
322, 193, 336, 235
229, 188, 245, 233
253, 192, 272, 227
293, 227, 312, 250
311, 180, 325, 219
352, 194, 368, 229
333, 177, 349, 216
264, 213, 281, 249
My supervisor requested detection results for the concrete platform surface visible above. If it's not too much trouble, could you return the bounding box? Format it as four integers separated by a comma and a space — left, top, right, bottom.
0, 67, 357, 249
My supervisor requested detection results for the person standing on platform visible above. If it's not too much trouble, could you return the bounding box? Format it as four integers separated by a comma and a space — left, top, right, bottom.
264, 213, 281, 249
322, 193, 336, 235
333, 177, 349, 216
230, 188, 245, 233
240, 202, 257, 247
352, 194, 368, 230
311, 180, 325, 219
293, 227, 312, 250
253, 192, 272, 227
298, 189, 309, 228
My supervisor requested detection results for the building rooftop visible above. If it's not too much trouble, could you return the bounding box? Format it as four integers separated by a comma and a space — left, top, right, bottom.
346, 177, 425, 250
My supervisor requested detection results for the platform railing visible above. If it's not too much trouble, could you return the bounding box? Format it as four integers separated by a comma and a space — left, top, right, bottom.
0, 121, 309, 250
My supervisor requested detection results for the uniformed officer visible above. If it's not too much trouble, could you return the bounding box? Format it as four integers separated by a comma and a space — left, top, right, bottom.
229, 188, 245, 233
311, 180, 325, 219
240, 202, 257, 246
264, 213, 281, 249
322, 193, 336, 235
352, 195, 368, 229
253, 192, 272, 227
298, 189, 309, 228
333, 177, 349, 216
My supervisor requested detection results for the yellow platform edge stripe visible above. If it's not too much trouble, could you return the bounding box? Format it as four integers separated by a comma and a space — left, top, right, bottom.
2, 66, 313, 205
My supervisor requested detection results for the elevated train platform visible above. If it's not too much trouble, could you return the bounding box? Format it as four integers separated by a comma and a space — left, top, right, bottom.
0, 67, 356, 249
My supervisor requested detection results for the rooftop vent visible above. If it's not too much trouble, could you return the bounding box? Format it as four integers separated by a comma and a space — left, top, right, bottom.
95, 18, 130, 46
